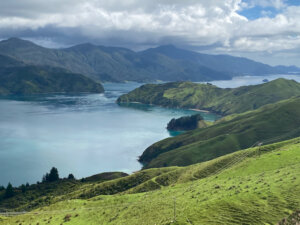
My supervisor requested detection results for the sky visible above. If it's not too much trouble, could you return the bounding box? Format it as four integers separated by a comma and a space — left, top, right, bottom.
0, 0, 299, 66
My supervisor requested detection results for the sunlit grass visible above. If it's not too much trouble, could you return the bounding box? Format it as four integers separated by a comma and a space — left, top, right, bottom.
1, 138, 300, 224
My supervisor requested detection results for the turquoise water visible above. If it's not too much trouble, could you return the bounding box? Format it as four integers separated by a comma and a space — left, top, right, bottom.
0, 83, 219, 186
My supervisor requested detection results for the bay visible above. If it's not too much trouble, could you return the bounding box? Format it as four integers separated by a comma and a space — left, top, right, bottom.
0, 83, 217, 186
1, 74, 299, 186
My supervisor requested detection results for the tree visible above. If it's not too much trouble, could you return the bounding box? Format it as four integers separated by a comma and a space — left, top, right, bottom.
68, 174, 75, 179
42, 167, 60, 182
4, 182, 14, 198
48, 167, 59, 182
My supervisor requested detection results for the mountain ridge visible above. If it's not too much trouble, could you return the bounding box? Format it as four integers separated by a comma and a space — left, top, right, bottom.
0, 38, 299, 82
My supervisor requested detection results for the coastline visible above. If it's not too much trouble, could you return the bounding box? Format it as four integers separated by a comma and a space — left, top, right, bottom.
190, 108, 210, 113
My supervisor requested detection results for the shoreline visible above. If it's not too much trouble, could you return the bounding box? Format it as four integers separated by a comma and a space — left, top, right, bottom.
189, 108, 210, 113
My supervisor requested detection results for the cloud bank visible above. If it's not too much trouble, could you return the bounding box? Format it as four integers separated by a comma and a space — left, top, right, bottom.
0, 0, 299, 66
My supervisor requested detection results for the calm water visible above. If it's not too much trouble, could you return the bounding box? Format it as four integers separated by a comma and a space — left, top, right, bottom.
206, 74, 300, 88
0, 83, 217, 186
1, 75, 299, 186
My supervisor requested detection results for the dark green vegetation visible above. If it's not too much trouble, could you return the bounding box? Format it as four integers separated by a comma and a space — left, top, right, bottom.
0, 171, 128, 211
0, 55, 104, 95
0, 38, 298, 82
0, 137, 299, 224
4, 183, 14, 199
167, 114, 205, 131
278, 210, 300, 225
139, 96, 300, 168
42, 167, 60, 183
118, 78, 300, 115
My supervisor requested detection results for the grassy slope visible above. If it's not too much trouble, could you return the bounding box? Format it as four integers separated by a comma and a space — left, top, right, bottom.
117, 78, 300, 115
138, 96, 300, 168
0, 65, 104, 95
1, 137, 299, 224
0, 172, 128, 211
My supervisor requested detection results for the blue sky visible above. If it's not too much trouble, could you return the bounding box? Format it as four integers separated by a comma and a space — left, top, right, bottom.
239, 6, 281, 20
239, 0, 300, 20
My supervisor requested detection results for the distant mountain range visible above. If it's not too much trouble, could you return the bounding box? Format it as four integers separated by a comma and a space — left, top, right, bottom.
0, 38, 299, 83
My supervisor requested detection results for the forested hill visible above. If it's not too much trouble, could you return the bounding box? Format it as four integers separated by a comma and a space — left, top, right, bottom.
0, 55, 104, 95
117, 78, 300, 115
0, 38, 299, 82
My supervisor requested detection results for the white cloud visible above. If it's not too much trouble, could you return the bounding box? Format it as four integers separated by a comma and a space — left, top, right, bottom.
0, 0, 299, 66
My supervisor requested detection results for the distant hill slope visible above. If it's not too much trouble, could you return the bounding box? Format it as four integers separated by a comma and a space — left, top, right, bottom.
139, 97, 300, 168
0, 38, 298, 82
0, 54, 24, 67
118, 78, 300, 115
1, 137, 300, 224
0, 55, 104, 95
141, 45, 300, 75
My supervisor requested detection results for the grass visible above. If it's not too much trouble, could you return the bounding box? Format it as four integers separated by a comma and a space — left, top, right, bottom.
0, 172, 128, 211
1, 137, 300, 224
117, 78, 300, 115
138, 96, 300, 168
278, 210, 300, 224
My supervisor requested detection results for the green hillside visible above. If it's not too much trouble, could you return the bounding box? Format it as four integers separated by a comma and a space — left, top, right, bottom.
0, 64, 104, 95
0, 172, 128, 211
139, 96, 300, 168
0, 54, 24, 67
117, 78, 300, 115
0, 137, 299, 224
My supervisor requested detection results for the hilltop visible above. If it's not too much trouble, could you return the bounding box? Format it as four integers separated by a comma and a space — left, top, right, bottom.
0, 137, 299, 224
117, 78, 300, 115
0, 38, 298, 82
